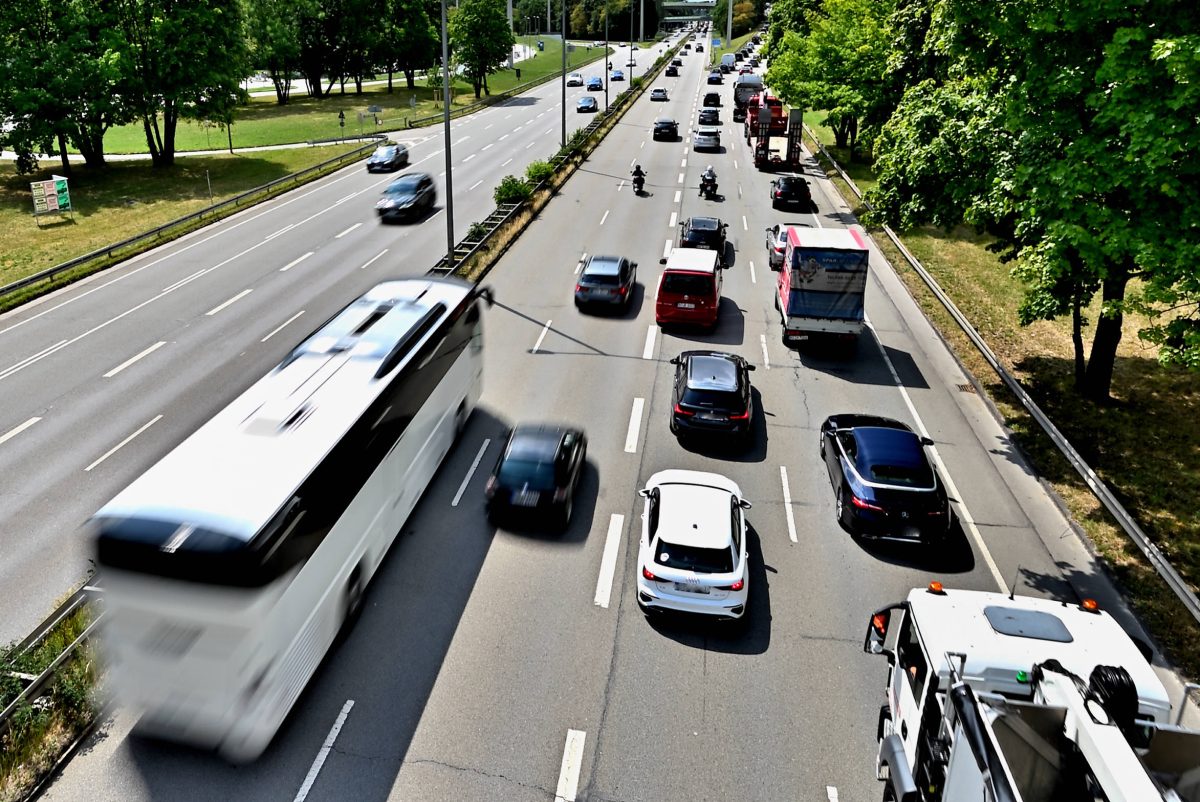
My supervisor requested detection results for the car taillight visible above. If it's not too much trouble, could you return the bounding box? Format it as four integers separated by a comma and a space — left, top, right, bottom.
851, 495, 885, 512
575, 283, 583, 293
484, 476, 497, 498
673, 403, 695, 417
774, 190, 782, 198
553, 487, 569, 502
642, 566, 660, 581
927, 509, 946, 516
617, 285, 628, 296
719, 579, 745, 591
729, 409, 750, 421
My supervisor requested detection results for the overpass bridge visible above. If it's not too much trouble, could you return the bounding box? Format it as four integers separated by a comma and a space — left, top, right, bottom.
661, 0, 714, 29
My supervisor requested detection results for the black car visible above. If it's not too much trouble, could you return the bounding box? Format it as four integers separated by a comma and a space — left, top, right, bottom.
819, 415, 951, 543
770, 175, 812, 209
653, 116, 679, 140
376, 172, 436, 221
672, 57, 683, 66
577, 96, 599, 113
366, 143, 409, 172
666, 64, 679, 77
698, 108, 720, 126
669, 351, 755, 444
678, 216, 727, 258
707, 70, 723, 84
702, 92, 721, 108
486, 425, 587, 528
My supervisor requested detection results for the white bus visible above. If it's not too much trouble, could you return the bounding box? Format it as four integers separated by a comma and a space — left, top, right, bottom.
90, 277, 490, 761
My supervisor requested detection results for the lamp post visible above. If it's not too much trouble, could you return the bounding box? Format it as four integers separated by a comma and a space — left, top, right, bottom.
561, 0, 567, 147
440, 0, 456, 268
604, 4, 609, 110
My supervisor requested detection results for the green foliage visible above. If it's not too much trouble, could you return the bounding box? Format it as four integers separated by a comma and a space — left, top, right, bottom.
525, 160, 555, 184
382, 0, 440, 90
449, 0, 517, 99
466, 221, 490, 241
494, 174, 533, 204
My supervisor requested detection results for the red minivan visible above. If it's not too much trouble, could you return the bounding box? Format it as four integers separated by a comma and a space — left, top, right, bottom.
655, 248, 723, 329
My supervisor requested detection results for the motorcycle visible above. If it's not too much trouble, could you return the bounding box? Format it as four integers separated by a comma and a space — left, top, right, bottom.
632, 173, 646, 195
699, 175, 718, 199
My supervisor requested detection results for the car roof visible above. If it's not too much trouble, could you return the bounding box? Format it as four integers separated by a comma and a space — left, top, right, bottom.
506, 426, 572, 461
387, 173, 425, 189
655, 116, 676, 124
653, 479, 737, 550
664, 248, 720, 274
687, 216, 721, 230
851, 427, 930, 480
684, 352, 740, 391
583, 255, 623, 275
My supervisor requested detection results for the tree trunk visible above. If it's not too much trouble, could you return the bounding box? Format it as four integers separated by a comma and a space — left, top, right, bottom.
387, 67, 394, 93
1071, 291, 1086, 390
833, 119, 849, 148
354, 74, 363, 93
142, 114, 162, 165
227, 122, 234, 154
56, 132, 72, 176
405, 68, 416, 90
1082, 264, 1130, 402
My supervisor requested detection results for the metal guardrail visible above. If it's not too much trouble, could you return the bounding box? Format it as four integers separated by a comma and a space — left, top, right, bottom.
802, 123, 1200, 627
0, 138, 384, 305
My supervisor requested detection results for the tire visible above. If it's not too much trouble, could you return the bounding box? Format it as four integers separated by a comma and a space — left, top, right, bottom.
341, 570, 365, 633
836, 488, 855, 534
454, 402, 469, 439
819, 436, 826, 460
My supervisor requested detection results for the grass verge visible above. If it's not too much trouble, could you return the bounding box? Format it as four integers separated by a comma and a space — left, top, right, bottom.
800, 122, 1200, 680
0, 607, 98, 802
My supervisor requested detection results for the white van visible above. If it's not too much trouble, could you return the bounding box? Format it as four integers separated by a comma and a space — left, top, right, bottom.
720, 53, 736, 72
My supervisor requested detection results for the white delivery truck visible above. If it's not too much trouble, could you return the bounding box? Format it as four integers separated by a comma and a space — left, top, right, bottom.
772, 226, 870, 344
864, 583, 1200, 802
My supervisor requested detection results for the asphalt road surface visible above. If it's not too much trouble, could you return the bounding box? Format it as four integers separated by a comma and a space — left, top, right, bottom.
23, 32, 1190, 802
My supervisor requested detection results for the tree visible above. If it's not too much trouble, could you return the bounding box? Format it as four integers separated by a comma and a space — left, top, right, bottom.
449, 0, 516, 99
245, 0, 313, 104
0, 0, 132, 173
297, 0, 340, 97
381, 0, 438, 90
115, 0, 251, 167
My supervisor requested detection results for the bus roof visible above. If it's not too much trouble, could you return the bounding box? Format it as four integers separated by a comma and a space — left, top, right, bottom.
786, 226, 868, 251
93, 277, 475, 541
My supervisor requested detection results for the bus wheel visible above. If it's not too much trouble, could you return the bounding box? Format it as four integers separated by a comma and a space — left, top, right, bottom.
454, 401, 469, 439
342, 569, 365, 631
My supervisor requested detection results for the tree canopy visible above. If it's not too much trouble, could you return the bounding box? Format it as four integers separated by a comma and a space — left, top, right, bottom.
449, 0, 516, 99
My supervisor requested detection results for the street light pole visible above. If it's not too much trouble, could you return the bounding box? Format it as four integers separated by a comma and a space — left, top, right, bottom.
604, 6, 609, 110
561, 0, 567, 147
440, 0, 456, 268
639, 0, 644, 43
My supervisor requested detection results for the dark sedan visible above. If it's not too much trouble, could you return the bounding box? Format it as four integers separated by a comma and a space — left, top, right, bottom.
365, 143, 409, 172
819, 414, 951, 543
653, 117, 679, 140
577, 96, 599, 113
486, 425, 587, 529
698, 108, 720, 126
666, 64, 679, 77
376, 172, 436, 221
703, 92, 721, 107
669, 351, 755, 445
706, 70, 723, 84
574, 255, 637, 310
678, 216, 727, 259
770, 175, 812, 209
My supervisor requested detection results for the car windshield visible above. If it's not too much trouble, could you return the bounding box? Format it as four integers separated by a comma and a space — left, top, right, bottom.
655, 538, 734, 574
387, 176, 421, 192
373, 147, 396, 158
497, 459, 555, 489
661, 273, 712, 295
778, 177, 802, 189
685, 227, 719, 245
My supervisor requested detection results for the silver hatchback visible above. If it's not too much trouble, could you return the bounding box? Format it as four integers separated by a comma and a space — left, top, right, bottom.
574, 255, 637, 311
693, 126, 721, 151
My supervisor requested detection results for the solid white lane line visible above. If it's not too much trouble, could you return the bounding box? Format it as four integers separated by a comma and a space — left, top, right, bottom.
0, 340, 68, 381
162, 268, 206, 292
463, 153, 476, 162
594, 514, 625, 608
749, 260, 757, 284
673, 190, 681, 203
469, 180, 483, 191
452, 439, 490, 507
264, 222, 295, 241
262, 310, 305, 342
359, 249, 388, 270
84, 415, 162, 472
294, 700, 355, 802
760, 334, 771, 370
104, 341, 166, 378
812, 209, 823, 228
502, 158, 513, 167
742, 215, 748, 231
677, 172, 685, 183
0, 417, 41, 448
827, 787, 839, 802
554, 729, 587, 802
205, 289, 252, 316
280, 251, 314, 272
663, 239, 673, 259
668, 211, 677, 227
642, 325, 656, 359
599, 210, 610, 226
334, 222, 361, 239
532, 319, 552, 353
866, 313, 1007, 589
624, 397, 645, 453
780, 466, 799, 543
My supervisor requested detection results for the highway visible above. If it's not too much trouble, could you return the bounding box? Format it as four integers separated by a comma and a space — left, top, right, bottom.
27, 33, 1178, 802
0, 44, 670, 644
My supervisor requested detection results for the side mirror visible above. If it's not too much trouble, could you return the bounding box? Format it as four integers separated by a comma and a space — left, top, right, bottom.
478, 286, 496, 307
632, 262, 638, 268
864, 604, 904, 659
746, 364, 756, 371
738, 498, 752, 510
920, 436, 935, 446
659, 257, 668, 265
770, 264, 781, 272
638, 488, 651, 498
669, 356, 681, 365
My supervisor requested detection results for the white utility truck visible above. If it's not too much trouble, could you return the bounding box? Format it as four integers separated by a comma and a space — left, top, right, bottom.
864, 583, 1200, 802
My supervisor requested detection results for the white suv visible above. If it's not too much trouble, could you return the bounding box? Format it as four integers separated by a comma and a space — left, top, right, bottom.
635, 470, 751, 620
567, 73, 584, 86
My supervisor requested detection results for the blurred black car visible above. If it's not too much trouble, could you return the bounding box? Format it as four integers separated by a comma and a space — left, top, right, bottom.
703, 92, 721, 107
678, 216, 727, 258
707, 71, 723, 84
770, 175, 812, 209
653, 117, 679, 140
666, 64, 679, 77
819, 415, 951, 544
486, 425, 588, 529
669, 351, 755, 445
366, 143, 409, 172
376, 172, 436, 221
698, 108, 720, 126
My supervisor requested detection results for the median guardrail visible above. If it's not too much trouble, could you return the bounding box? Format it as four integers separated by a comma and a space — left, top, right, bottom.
803, 123, 1200, 628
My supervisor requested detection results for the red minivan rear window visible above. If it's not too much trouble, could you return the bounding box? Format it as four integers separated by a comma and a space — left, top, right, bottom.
661, 273, 713, 295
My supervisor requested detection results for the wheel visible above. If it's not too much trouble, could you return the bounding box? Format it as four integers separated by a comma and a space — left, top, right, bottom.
836, 488, 853, 533
819, 435, 826, 459
454, 402, 469, 439
341, 570, 365, 632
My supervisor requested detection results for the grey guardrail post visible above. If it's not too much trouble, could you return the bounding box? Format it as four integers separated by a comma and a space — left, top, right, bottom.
800, 123, 1200, 626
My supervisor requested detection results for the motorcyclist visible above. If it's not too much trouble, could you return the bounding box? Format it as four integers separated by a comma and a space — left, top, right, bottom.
700, 164, 717, 196
631, 164, 646, 192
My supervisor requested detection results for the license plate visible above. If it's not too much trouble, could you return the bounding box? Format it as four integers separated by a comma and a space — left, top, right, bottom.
901, 525, 921, 539
698, 412, 725, 421
677, 302, 696, 309
674, 582, 710, 594
513, 491, 540, 507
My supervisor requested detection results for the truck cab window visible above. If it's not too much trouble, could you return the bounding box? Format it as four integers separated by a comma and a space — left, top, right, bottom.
897, 616, 928, 696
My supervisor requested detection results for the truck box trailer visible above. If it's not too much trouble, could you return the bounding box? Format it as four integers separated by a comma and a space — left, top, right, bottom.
772, 226, 870, 343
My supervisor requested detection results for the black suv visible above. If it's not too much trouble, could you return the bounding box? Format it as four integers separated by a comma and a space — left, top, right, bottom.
486, 425, 588, 529
669, 351, 756, 445
653, 117, 679, 140
678, 216, 728, 261
702, 92, 721, 108
698, 108, 720, 126
770, 175, 812, 209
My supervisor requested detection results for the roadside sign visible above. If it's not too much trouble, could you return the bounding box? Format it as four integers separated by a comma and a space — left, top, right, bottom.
713, 38, 721, 47
367, 104, 383, 113
31, 175, 70, 215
